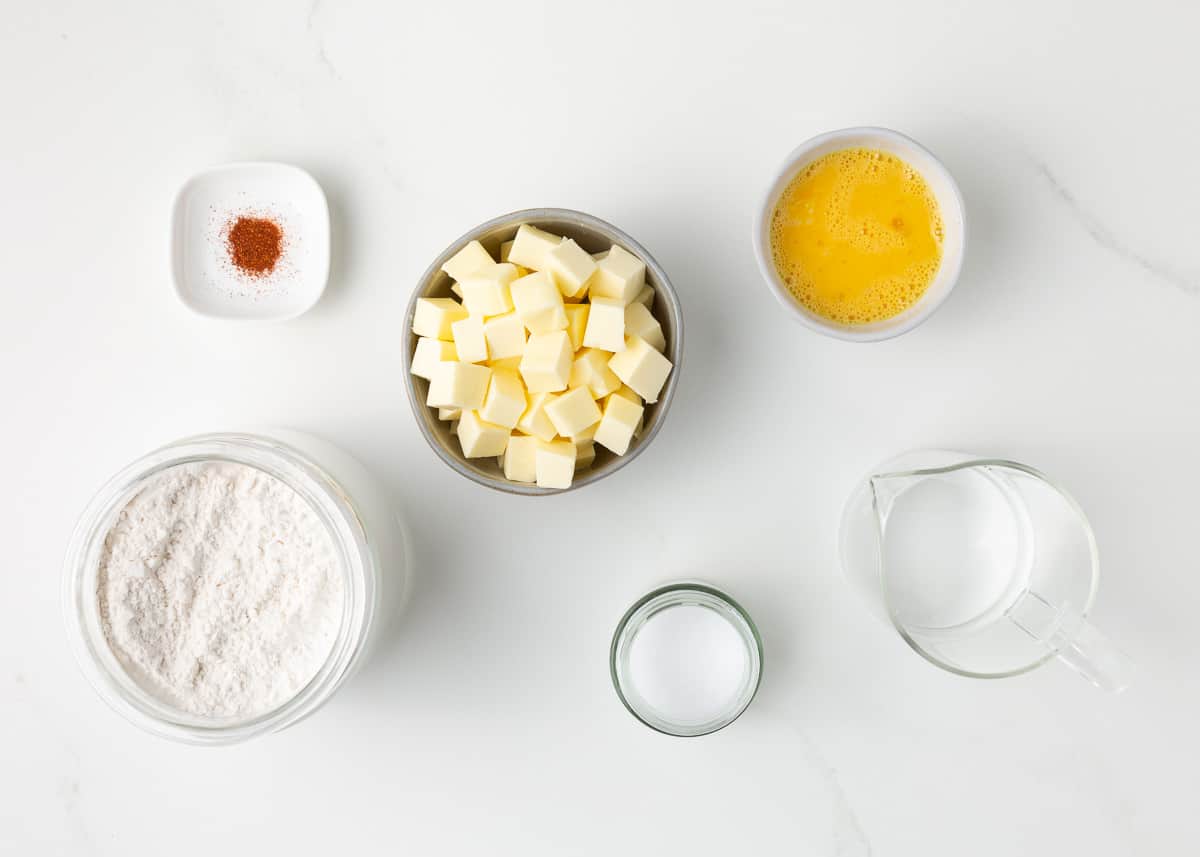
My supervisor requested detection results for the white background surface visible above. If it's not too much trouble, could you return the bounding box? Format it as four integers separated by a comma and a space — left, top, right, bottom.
3, 1, 1198, 854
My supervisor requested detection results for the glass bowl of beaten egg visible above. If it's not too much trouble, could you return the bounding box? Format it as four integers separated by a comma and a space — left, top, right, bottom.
403, 208, 683, 495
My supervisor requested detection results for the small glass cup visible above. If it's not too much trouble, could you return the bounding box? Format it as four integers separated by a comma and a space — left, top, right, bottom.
62, 431, 407, 744
610, 583, 763, 737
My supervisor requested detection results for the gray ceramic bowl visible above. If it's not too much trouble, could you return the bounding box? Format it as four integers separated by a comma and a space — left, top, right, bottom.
402, 208, 683, 495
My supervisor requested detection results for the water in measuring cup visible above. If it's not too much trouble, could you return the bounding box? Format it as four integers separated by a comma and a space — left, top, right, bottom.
877, 465, 1034, 633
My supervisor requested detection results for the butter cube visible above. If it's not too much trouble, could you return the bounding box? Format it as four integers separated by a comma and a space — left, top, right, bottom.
571, 421, 598, 443
609, 386, 644, 437
450, 282, 463, 298
594, 392, 644, 456
610, 384, 642, 406
510, 271, 567, 334
575, 440, 596, 470
545, 238, 597, 299
624, 302, 666, 352
503, 434, 539, 483
564, 304, 589, 351
459, 263, 518, 317
519, 331, 572, 393
508, 224, 563, 270
411, 337, 458, 380
589, 245, 646, 305
582, 297, 625, 352
499, 239, 514, 262
635, 284, 655, 308
535, 439, 577, 489
457, 410, 510, 458
545, 386, 602, 438
413, 297, 468, 341
479, 369, 526, 429
489, 355, 523, 373
441, 240, 495, 281
517, 392, 559, 442
569, 348, 621, 398
427, 361, 491, 410
450, 315, 489, 364
483, 311, 527, 361
592, 250, 609, 261
438, 407, 460, 421
608, 336, 672, 403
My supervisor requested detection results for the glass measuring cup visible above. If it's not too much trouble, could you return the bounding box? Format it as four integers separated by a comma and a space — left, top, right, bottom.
839, 450, 1130, 691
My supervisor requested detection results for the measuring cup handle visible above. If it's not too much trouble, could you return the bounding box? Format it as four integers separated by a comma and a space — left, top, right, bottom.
1054, 620, 1132, 693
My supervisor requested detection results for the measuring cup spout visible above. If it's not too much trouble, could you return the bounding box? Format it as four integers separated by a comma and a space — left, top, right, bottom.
867, 471, 921, 528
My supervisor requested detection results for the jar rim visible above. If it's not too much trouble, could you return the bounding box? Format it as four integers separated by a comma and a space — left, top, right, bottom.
62, 431, 379, 745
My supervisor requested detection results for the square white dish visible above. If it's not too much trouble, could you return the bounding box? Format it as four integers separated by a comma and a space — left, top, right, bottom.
170, 162, 330, 321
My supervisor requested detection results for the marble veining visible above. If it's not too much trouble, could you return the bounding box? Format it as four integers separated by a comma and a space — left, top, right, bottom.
1035, 161, 1197, 296
792, 728, 873, 856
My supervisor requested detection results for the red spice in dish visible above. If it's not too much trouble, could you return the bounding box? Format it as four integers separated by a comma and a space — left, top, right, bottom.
226, 216, 283, 277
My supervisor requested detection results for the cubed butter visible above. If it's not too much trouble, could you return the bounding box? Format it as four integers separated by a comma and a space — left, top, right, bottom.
503, 434, 539, 483
517, 392, 559, 442
635, 284, 655, 308
624, 301, 666, 352
594, 392, 644, 456
450, 314, 489, 364
483, 311, 527, 361
609, 386, 645, 438
411, 337, 458, 380
450, 282, 463, 298
499, 239, 515, 263
413, 297, 468, 341
569, 348, 621, 398
479, 369, 526, 429
545, 238, 597, 299
519, 331, 572, 393
507, 224, 563, 271
535, 439, 577, 489
582, 297, 625, 352
610, 384, 642, 406
458, 263, 518, 317
488, 355, 523, 373
544, 386, 602, 438
571, 421, 598, 443
575, 440, 596, 470
589, 244, 646, 305
607, 336, 672, 403
564, 304, 589, 351
510, 271, 567, 334
457, 410, 510, 458
426, 361, 491, 410
438, 407, 461, 421
441, 240, 495, 281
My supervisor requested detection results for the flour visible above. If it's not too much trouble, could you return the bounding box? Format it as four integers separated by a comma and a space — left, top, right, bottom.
96, 461, 345, 719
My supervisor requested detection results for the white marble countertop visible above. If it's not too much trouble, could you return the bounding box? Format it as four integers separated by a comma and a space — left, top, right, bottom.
3, 1, 1198, 854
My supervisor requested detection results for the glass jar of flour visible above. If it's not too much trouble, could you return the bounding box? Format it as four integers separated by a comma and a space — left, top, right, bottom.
63, 431, 406, 745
